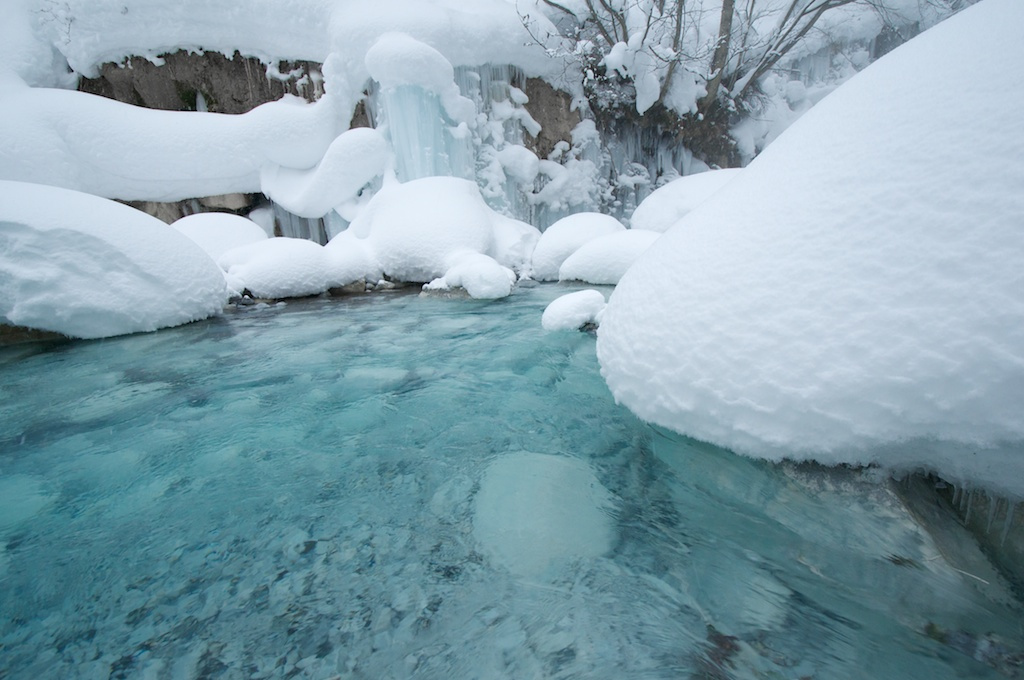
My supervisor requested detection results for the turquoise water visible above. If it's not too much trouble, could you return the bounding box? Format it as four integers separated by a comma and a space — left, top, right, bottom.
0, 286, 1019, 678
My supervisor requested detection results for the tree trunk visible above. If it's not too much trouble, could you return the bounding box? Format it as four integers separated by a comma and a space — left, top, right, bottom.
699, 0, 735, 113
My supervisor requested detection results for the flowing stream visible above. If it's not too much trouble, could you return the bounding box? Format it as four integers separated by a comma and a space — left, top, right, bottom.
0, 286, 1019, 678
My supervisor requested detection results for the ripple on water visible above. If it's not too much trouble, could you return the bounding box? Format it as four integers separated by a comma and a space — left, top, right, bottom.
0, 287, 1019, 679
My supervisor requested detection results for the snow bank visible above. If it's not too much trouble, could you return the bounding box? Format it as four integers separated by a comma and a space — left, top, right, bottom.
558, 229, 660, 285
597, 0, 1024, 497
219, 238, 332, 299
0, 86, 345, 204
629, 169, 740, 233
171, 212, 268, 260
41, 0, 560, 96
0, 181, 226, 339
259, 127, 390, 218
530, 213, 626, 281
541, 290, 607, 331
473, 452, 615, 577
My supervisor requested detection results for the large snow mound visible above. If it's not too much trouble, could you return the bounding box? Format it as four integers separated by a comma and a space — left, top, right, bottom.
530, 213, 626, 281
336, 176, 527, 299
597, 0, 1024, 497
473, 452, 615, 577
558, 229, 660, 285
629, 169, 740, 233
0, 181, 227, 339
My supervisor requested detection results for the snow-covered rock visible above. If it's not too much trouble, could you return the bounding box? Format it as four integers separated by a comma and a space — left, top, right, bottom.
218, 238, 332, 299
324, 230, 382, 288
530, 213, 626, 281
490, 214, 541, 276
541, 290, 607, 331
336, 176, 528, 299
598, 0, 1024, 496
629, 169, 740, 233
558, 229, 660, 285
171, 212, 268, 260
424, 252, 516, 300
0, 181, 227, 339
473, 452, 615, 577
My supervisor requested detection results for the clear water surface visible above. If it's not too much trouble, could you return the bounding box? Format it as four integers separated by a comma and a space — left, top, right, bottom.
0, 285, 1020, 679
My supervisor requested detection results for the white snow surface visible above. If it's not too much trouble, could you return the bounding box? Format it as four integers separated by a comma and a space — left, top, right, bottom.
629, 169, 741, 233
218, 238, 332, 300
0, 181, 227, 339
347, 177, 493, 283
0, 85, 345, 204
364, 33, 475, 124
171, 212, 268, 260
473, 452, 615, 577
541, 290, 607, 332
424, 252, 516, 300
597, 0, 1024, 497
259, 127, 390, 218
530, 213, 626, 281
38, 0, 561, 90
335, 176, 529, 299
490, 215, 541, 275
559, 230, 660, 285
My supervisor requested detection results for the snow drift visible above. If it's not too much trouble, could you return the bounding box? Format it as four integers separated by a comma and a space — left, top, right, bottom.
0, 181, 227, 339
597, 0, 1024, 496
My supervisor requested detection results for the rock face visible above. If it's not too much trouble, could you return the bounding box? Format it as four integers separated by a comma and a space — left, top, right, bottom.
78, 50, 322, 114
523, 77, 579, 160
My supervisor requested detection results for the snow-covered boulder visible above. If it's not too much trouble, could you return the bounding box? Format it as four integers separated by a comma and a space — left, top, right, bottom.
335, 176, 528, 299
171, 212, 268, 260
629, 169, 740, 233
424, 252, 516, 300
218, 238, 332, 299
541, 290, 607, 331
597, 0, 1024, 496
491, 214, 541, 275
347, 176, 493, 283
0, 181, 227, 339
530, 212, 625, 281
324, 230, 382, 288
558, 229, 660, 285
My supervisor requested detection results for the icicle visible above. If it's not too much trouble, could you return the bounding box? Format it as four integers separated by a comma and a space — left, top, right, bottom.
952, 484, 962, 508
986, 495, 999, 535
963, 489, 975, 525
1000, 502, 1017, 549
271, 203, 328, 244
